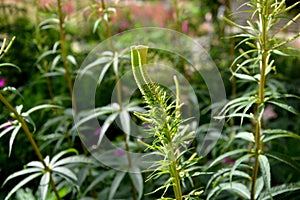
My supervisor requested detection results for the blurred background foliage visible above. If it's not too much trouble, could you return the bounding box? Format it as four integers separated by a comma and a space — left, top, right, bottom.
0, 0, 299, 199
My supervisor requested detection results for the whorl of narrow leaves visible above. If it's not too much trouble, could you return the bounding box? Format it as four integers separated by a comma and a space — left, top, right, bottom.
131, 45, 185, 199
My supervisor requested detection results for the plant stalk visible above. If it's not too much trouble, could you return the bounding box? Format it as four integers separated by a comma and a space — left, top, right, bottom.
169, 147, 182, 200
100, 1, 136, 199
251, 1, 269, 199
0, 93, 61, 200
57, 0, 73, 98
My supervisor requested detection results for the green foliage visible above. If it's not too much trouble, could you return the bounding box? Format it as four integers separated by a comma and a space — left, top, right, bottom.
206, 0, 300, 199
0, 1, 299, 200
131, 45, 202, 199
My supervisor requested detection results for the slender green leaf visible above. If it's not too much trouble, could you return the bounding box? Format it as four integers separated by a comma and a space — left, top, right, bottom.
263, 134, 300, 142
21, 113, 36, 133
97, 60, 113, 85
257, 103, 265, 122
52, 166, 77, 182
93, 18, 102, 33
230, 154, 253, 183
51, 155, 93, 168
2, 86, 23, 98
119, 110, 130, 135
49, 148, 78, 167
207, 182, 250, 200
272, 50, 289, 56
26, 104, 62, 115
233, 72, 257, 81
0, 121, 15, 129
259, 182, 300, 200
39, 18, 59, 28
51, 55, 61, 71
40, 172, 50, 200
235, 132, 255, 142
206, 168, 251, 190
27, 161, 44, 169
79, 57, 111, 78
129, 169, 144, 200
222, 16, 252, 33
268, 101, 299, 115
231, 49, 258, 69
98, 112, 119, 145
266, 152, 300, 173
284, 1, 300, 12
0, 63, 20, 71
0, 125, 15, 138
82, 170, 114, 196
241, 98, 257, 125
108, 172, 126, 200
258, 155, 271, 196
44, 156, 50, 166
4, 173, 41, 200
113, 52, 119, 77
8, 125, 21, 157
36, 50, 57, 64
67, 55, 77, 66
219, 96, 250, 115
42, 71, 64, 77
214, 113, 254, 120
2, 168, 42, 187
262, 129, 300, 142
72, 108, 112, 131
207, 149, 249, 168
255, 176, 264, 199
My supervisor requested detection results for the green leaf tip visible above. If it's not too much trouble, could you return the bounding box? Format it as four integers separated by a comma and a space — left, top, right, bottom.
130, 45, 148, 65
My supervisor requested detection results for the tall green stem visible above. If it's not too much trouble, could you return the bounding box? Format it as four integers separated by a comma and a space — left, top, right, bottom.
99, 1, 136, 199
57, 0, 73, 98
251, 1, 269, 199
131, 46, 183, 200
0, 93, 61, 200
169, 146, 183, 200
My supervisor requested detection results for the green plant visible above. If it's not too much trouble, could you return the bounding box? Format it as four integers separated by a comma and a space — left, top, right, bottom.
205, 0, 300, 199
1, 1, 300, 199
0, 35, 95, 200
130, 45, 203, 200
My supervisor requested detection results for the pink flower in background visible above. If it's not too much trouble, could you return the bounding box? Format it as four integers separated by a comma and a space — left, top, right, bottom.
221, 157, 235, 165
142, 123, 151, 129
0, 77, 6, 87
3, 119, 14, 130
114, 149, 125, 156
182, 20, 188, 33
63, 0, 75, 16
263, 105, 277, 120
39, 0, 74, 15
94, 126, 102, 136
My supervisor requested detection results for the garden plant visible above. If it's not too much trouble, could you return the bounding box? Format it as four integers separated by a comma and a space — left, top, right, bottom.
0, 0, 300, 200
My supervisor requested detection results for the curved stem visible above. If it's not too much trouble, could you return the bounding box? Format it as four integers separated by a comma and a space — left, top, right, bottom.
0, 93, 61, 200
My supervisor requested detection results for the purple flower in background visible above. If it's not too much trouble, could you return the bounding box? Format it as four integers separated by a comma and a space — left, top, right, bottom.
3, 119, 14, 130
143, 123, 151, 129
182, 20, 188, 33
94, 126, 102, 136
222, 157, 235, 165
138, 135, 145, 142
0, 77, 6, 87
263, 105, 277, 120
114, 149, 125, 156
